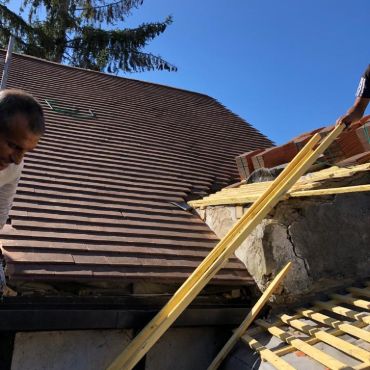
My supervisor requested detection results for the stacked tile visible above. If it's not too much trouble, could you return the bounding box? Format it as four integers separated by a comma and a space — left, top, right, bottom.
235, 117, 370, 180
252, 142, 298, 169
325, 121, 369, 165
322, 142, 345, 164
290, 126, 337, 164
319, 124, 335, 136
235, 149, 265, 179
315, 120, 370, 164
295, 126, 325, 139
355, 121, 370, 150
235, 129, 328, 179
335, 123, 369, 158
293, 134, 312, 150
336, 151, 370, 166
249, 126, 327, 171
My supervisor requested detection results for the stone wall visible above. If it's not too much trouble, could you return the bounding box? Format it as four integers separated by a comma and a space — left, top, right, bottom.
197, 190, 370, 303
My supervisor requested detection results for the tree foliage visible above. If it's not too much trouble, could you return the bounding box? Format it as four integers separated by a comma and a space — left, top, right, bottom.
0, 0, 177, 73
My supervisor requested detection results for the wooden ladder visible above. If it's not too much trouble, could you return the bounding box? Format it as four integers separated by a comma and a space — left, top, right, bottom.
106, 124, 346, 370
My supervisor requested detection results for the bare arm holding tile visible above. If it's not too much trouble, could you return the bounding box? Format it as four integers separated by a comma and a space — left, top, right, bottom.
0, 177, 19, 229
337, 65, 370, 127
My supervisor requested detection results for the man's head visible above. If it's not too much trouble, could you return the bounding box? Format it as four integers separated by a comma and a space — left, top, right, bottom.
0, 89, 45, 170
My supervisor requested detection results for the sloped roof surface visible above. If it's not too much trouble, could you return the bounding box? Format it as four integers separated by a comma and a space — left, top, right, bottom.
0, 52, 272, 285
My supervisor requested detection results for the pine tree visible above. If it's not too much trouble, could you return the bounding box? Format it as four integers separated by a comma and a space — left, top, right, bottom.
0, 0, 177, 73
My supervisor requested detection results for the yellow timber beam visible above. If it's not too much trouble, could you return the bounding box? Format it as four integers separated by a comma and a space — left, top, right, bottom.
189, 184, 370, 207
106, 124, 345, 370
207, 262, 291, 370
241, 333, 295, 370
279, 314, 370, 363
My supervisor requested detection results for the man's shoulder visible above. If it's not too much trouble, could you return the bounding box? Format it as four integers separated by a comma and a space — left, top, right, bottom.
0, 162, 24, 186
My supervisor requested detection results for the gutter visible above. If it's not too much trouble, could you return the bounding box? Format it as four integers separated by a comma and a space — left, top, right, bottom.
0, 296, 250, 331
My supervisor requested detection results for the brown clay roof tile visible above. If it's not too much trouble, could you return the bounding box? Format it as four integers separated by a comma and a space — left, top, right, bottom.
0, 52, 272, 285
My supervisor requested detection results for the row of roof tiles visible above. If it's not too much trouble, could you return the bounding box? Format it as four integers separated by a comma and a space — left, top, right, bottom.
0, 52, 272, 287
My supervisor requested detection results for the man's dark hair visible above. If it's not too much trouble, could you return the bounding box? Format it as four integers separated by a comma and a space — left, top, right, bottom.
0, 89, 45, 135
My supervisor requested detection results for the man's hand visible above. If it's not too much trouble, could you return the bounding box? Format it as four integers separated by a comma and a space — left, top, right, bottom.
336, 110, 363, 128
336, 97, 370, 129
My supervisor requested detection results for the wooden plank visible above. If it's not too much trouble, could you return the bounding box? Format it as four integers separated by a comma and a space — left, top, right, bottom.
106, 131, 321, 369
221, 162, 370, 198
348, 287, 370, 299
246, 318, 293, 337
248, 298, 370, 359
263, 299, 370, 357
354, 363, 370, 370
255, 320, 351, 370
190, 163, 370, 208
106, 125, 345, 370
272, 323, 369, 357
315, 301, 370, 325
190, 184, 370, 207
248, 318, 322, 357
331, 293, 370, 311
298, 308, 370, 343
207, 263, 291, 370
289, 184, 370, 198
200, 183, 368, 198
189, 194, 259, 207
241, 333, 295, 370
279, 314, 370, 363
274, 335, 326, 357
107, 133, 323, 370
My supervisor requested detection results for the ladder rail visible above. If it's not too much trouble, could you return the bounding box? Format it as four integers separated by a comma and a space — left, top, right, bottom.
107, 124, 345, 370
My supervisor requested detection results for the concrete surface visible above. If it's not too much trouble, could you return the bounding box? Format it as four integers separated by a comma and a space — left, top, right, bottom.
11, 329, 133, 370
146, 327, 229, 370
11, 327, 229, 370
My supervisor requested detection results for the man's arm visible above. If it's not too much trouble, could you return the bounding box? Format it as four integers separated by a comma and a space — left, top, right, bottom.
337, 65, 370, 127
0, 177, 19, 229
336, 97, 370, 126
0, 177, 19, 295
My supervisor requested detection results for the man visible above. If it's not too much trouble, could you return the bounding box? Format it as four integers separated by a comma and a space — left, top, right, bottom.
0, 89, 45, 229
336, 65, 370, 127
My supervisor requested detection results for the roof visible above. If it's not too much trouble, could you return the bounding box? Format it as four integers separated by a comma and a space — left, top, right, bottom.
189, 163, 370, 208
0, 51, 273, 286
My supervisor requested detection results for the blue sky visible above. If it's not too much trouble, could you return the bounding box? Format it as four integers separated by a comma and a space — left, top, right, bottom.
8, 0, 370, 144
124, 0, 370, 144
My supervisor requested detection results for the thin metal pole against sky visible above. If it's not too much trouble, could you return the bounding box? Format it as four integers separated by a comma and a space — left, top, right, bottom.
1, 35, 15, 90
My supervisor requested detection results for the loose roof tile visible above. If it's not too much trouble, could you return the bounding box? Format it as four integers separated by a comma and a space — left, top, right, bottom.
0, 51, 272, 286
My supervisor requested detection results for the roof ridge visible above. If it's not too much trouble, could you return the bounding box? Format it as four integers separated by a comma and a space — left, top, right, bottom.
0, 49, 217, 100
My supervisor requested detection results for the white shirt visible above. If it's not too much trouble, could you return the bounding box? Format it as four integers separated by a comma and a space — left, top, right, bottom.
0, 161, 23, 229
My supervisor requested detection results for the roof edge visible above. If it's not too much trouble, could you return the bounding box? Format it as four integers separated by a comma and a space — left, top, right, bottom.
0, 49, 218, 100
